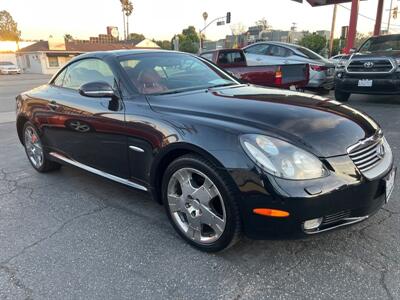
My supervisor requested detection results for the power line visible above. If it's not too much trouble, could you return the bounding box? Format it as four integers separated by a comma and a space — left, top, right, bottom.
338, 3, 400, 28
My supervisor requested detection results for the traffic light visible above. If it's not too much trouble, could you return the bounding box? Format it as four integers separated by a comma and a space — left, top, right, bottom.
393, 7, 398, 19
226, 12, 231, 24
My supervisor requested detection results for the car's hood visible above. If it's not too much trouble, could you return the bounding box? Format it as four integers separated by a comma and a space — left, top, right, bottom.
353, 50, 400, 58
0, 65, 18, 69
147, 85, 379, 157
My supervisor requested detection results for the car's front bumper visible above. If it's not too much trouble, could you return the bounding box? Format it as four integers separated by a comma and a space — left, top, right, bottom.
233, 155, 394, 239
335, 72, 400, 95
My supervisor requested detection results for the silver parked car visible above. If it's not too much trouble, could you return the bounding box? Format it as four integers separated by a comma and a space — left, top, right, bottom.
0, 61, 21, 75
330, 54, 350, 66
243, 42, 335, 90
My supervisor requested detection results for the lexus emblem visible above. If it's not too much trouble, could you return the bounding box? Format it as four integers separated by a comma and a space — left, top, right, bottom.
376, 144, 385, 158
364, 61, 374, 68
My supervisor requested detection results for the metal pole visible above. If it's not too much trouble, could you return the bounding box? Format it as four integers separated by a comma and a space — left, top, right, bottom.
329, 4, 337, 56
345, 0, 360, 53
387, 0, 394, 33
374, 0, 384, 36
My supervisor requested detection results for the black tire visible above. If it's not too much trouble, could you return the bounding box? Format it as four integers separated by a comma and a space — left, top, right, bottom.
22, 122, 61, 173
316, 87, 330, 95
335, 90, 351, 102
162, 154, 241, 252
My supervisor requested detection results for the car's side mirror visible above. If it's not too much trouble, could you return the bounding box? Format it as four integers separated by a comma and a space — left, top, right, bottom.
79, 81, 115, 98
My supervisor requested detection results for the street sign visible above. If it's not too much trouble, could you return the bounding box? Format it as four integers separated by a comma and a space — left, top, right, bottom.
217, 21, 225, 26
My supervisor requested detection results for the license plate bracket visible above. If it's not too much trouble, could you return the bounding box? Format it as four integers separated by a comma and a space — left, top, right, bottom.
385, 168, 396, 203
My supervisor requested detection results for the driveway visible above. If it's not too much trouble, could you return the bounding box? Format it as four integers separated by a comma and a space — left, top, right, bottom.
0, 74, 399, 299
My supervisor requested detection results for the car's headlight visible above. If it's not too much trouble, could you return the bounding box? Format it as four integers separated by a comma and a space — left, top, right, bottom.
335, 60, 347, 70
395, 58, 400, 72
240, 134, 328, 180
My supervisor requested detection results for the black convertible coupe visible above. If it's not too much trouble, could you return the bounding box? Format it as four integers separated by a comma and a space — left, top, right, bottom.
16, 50, 395, 252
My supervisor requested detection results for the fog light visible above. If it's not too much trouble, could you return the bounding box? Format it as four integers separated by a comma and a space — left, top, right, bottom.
303, 218, 323, 230
337, 72, 343, 78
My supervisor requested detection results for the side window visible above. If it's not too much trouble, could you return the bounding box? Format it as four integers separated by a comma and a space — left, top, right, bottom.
62, 59, 114, 90
268, 46, 291, 57
244, 44, 269, 54
53, 68, 68, 86
200, 53, 213, 62
218, 52, 245, 64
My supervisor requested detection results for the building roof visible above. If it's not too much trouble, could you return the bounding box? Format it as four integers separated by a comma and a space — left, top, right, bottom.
17, 40, 143, 53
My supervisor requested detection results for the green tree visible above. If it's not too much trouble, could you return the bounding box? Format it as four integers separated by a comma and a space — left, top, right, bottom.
299, 33, 327, 54
0, 10, 20, 41
128, 33, 145, 42
153, 39, 172, 50
178, 26, 199, 53
331, 38, 342, 56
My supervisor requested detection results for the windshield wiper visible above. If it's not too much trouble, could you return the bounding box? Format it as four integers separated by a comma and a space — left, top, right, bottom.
208, 83, 237, 89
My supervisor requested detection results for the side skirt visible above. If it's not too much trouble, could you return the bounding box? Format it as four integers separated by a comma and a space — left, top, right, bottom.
49, 152, 148, 192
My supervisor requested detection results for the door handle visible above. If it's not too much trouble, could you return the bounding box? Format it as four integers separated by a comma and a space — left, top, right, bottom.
48, 100, 59, 110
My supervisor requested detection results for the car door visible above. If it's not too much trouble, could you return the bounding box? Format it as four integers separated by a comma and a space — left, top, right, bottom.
44, 58, 129, 178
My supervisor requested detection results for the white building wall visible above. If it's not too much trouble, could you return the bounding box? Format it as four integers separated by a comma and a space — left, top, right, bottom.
17, 52, 43, 74
41, 55, 72, 75
16, 52, 74, 74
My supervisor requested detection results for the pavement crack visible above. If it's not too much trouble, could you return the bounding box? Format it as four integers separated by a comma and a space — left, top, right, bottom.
1, 205, 109, 265
0, 264, 33, 300
380, 268, 393, 300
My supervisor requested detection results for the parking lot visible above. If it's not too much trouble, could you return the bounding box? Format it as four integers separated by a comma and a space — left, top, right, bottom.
0, 74, 399, 299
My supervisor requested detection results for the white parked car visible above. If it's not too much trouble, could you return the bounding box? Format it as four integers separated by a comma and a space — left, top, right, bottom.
0, 61, 21, 75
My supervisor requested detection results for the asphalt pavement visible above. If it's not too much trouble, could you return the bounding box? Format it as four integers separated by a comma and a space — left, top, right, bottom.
0, 74, 399, 299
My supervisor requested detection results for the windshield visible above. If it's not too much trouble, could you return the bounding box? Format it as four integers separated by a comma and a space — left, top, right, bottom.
359, 35, 400, 52
119, 52, 237, 95
0, 61, 14, 66
293, 46, 324, 60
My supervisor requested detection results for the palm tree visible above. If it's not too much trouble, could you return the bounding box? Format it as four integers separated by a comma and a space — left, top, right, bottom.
124, 1, 134, 39
120, 0, 133, 40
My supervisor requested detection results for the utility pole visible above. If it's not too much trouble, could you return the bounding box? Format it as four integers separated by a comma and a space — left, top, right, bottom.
387, 0, 394, 33
373, 0, 384, 35
329, 4, 337, 56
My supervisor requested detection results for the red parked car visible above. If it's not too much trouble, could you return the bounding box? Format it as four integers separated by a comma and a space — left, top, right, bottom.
200, 49, 309, 89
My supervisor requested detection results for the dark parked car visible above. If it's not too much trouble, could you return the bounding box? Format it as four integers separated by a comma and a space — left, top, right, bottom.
17, 50, 395, 252
335, 34, 400, 102
200, 48, 309, 89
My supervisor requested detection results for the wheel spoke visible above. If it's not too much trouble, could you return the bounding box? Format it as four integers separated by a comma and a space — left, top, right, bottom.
174, 170, 197, 198
167, 194, 184, 213
200, 204, 225, 236
186, 226, 201, 242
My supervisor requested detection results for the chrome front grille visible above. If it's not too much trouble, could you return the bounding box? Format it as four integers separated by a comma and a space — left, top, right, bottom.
348, 139, 385, 173
346, 59, 394, 73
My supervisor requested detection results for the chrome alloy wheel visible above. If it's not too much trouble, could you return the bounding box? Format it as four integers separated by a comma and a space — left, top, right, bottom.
167, 168, 226, 244
24, 126, 44, 168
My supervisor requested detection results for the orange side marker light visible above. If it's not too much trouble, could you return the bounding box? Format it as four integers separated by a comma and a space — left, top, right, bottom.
253, 208, 290, 218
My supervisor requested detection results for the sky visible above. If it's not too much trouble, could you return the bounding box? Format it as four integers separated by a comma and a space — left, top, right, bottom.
1, 0, 400, 42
